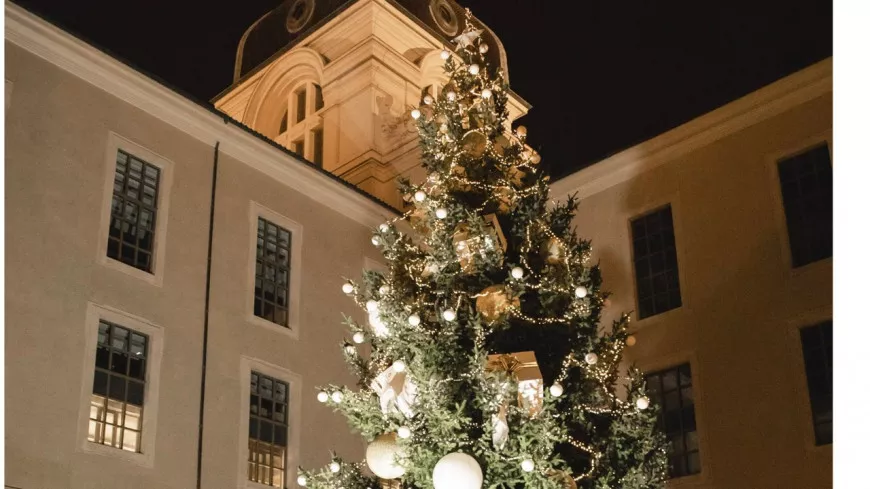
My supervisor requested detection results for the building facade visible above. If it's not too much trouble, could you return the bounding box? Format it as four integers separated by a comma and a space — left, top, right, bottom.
550, 58, 833, 488
5, 0, 832, 489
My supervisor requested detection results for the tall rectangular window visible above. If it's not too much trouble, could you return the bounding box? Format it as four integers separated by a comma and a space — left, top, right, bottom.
777, 143, 833, 267
800, 320, 833, 445
312, 128, 324, 167
631, 205, 681, 318
292, 139, 305, 159
255, 218, 292, 326
646, 363, 699, 478
88, 320, 148, 453
108, 149, 160, 273
248, 372, 289, 487
295, 88, 307, 124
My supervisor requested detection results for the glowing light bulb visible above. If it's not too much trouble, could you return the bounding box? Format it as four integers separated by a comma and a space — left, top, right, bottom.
626, 335, 637, 347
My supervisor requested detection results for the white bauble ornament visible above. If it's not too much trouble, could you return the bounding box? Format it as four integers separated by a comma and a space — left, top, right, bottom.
366, 433, 407, 479
549, 383, 564, 397
411, 109, 421, 120
392, 360, 406, 373
423, 94, 434, 105
626, 335, 637, 347
371, 236, 381, 246
345, 344, 356, 355
408, 314, 421, 326
297, 475, 307, 486
397, 426, 411, 439
510, 266, 524, 279
440, 49, 450, 60
379, 285, 390, 295
342, 282, 354, 294
468, 64, 480, 75
521, 459, 535, 472
574, 286, 588, 298
331, 391, 344, 403
446, 91, 457, 101
432, 452, 483, 489
479, 43, 489, 54
442, 308, 457, 321
316, 391, 329, 403
366, 300, 379, 313
379, 223, 390, 232
481, 88, 492, 99
329, 461, 341, 473
585, 353, 598, 365
516, 125, 527, 138
636, 396, 650, 410
414, 190, 427, 202
369, 311, 389, 338
353, 331, 365, 344
435, 207, 448, 219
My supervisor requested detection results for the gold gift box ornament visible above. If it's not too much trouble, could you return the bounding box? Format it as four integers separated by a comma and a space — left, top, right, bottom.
452, 214, 507, 273
485, 351, 544, 417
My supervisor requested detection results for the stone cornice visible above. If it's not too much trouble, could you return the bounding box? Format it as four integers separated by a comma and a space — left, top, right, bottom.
5, 1, 397, 228
549, 57, 833, 201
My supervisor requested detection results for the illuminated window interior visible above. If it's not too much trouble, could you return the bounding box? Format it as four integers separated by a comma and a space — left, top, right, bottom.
248, 372, 289, 487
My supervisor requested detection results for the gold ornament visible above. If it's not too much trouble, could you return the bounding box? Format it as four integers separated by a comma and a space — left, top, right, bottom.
547, 469, 578, 489
451, 216, 507, 273
475, 285, 519, 322
542, 237, 565, 264
485, 350, 544, 416
461, 130, 487, 158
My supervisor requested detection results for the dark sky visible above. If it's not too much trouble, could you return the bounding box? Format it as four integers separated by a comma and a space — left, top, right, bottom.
13, 0, 832, 179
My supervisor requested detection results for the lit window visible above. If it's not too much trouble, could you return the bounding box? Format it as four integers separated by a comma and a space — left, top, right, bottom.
631, 205, 681, 319
248, 372, 289, 487
777, 143, 833, 267
800, 320, 833, 445
255, 218, 292, 326
107, 150, 160, 273
646, 363, 700, 478
88, 320, 148, 453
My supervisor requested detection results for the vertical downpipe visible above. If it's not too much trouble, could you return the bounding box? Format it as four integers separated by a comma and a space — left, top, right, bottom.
196, 140, 220, 489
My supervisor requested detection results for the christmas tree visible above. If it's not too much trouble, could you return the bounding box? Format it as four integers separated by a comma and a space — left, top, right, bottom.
297, 11, 668, 489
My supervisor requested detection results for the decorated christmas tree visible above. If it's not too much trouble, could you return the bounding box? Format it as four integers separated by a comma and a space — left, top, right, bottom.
297, 11, 668, 489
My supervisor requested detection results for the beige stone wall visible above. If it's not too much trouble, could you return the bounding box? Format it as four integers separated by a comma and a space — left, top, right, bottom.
558, 69, 832, 488
5, 36, 377, 488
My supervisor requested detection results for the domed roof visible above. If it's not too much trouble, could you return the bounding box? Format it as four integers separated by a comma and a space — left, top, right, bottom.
233, 0, 509, 83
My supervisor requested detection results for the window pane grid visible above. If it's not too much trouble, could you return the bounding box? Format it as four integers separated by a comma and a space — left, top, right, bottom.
107, 149, 160, 273
800, 320, 833, 445
248, 372, 289, 488
646, 363, 699, 478
778, 144, 832, 267
255, 218, 291, 327
631, 205, 682, 318
89, 320, 147, 453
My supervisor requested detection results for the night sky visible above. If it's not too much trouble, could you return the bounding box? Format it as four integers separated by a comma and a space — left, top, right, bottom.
13, 0, 832, 179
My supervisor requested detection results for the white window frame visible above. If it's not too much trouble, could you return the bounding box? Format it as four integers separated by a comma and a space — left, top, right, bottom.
75, 302, 164, 467
247, 201, 303, 340
237, 356, 303, 489
96, 131, 174, 287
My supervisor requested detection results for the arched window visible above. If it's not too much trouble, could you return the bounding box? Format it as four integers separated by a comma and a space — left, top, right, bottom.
279, 82, 325, 168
